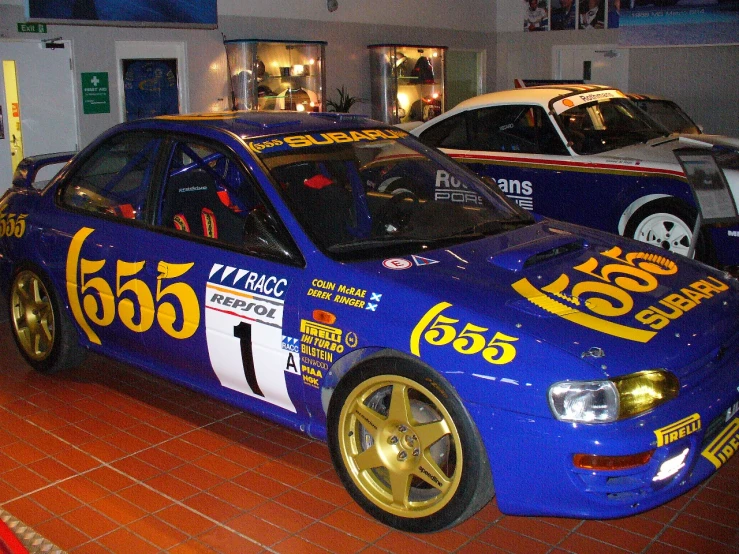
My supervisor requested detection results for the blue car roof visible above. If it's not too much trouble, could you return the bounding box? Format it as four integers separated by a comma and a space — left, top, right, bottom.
130, 111, 387, 139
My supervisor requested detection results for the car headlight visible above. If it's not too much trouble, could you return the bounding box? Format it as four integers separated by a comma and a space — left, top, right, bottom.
549, 370, 679, 423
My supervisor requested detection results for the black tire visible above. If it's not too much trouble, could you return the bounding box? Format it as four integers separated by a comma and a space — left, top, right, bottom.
624, 198, 713, 264
8, 265, 86, 374
327, 356, 494, 533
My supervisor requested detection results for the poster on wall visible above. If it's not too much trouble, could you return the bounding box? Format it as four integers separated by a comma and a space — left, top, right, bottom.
524, 0, 623, 30
26, 0, 217, 27
619, 0, 739, 27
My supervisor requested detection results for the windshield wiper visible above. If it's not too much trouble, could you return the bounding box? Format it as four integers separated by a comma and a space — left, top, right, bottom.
327, 236, 433, 253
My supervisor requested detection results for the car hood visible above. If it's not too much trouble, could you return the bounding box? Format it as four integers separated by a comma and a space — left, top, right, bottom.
352, 221, 739, 381
598, 135, 739, 200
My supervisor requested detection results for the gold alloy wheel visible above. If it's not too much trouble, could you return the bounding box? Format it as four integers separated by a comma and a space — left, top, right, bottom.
11, 270, 55, 362
337, 374, 462, 518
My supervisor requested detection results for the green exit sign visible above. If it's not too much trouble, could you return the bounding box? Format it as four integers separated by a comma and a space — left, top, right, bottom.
17, 23, 47, 33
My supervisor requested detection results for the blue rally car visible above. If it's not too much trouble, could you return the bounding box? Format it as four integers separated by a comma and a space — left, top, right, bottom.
1, 112, 738, 532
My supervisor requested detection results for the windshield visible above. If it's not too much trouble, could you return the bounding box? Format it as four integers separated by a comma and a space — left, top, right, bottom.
633, 99, 701, 135
251, 128, 533, 258
557, 98, 666, 155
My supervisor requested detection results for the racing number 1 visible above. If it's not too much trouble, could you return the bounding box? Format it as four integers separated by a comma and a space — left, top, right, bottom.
233, 322, 265, 397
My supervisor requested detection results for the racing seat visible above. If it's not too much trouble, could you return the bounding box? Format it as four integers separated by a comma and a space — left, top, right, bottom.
162, 169, 244, 246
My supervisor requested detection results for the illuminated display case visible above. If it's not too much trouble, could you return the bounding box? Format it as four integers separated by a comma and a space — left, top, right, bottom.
368, 44, 447, 125
224, 39, 326, 112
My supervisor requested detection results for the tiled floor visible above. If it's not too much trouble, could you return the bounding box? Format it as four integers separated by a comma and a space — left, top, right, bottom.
0, 319, 737, 553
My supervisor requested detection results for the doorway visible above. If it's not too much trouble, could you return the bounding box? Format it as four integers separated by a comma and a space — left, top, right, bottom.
0, 40, 79, 191
115, 41, 188, 123
446, 50, 485, 111
552, 44, 630, 91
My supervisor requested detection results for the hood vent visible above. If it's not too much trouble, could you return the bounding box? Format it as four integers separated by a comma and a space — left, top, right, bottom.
488, 233, 585, 272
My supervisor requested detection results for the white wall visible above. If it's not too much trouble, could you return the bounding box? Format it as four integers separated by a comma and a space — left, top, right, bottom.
218, 0, 495, 32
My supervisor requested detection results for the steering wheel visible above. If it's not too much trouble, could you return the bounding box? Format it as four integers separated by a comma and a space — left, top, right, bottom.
373, 190, 420, 235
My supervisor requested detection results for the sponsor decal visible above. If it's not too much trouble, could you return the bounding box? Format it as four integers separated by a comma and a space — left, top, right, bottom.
728, 230, 739, 238
383, 258, 412, 270
0, 206, 29, 238
299, 319, 351, 388
66, 227, 200, 345
654, 413, 701, 447
701, 418, 739, 469
727, 400, 739, 423
209, 264, 287, 299
281, 336, 299, 352
246, 129, 408, 154
552, 90, 625, 115
411, 302, 518, 365
434, 170, 483, 205
412, 255, 439, 266
653, 448, 690, 482
306, 278, 380, 311
512, 245, 731, 343
205, 264, 296, 412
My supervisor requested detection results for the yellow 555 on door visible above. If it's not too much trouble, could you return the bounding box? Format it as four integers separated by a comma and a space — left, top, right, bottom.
66, 227, 200, 345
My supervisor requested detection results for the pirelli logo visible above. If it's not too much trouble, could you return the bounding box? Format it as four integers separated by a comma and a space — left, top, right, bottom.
654, 413, 701, 447
701, 418, 739, 470
300, 320, 342, 344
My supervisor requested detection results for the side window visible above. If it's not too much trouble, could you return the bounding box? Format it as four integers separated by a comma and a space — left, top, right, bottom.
417, 113, 469, 149
469, 105, 568, 155
60, 132, 160, 220
158, 140, 298, 261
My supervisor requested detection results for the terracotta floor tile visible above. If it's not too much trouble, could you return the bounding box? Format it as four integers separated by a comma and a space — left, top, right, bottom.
157, 504, 215, 536
276, 489, 335, 520
66, 539, 113, 554
85, 465, 136, 492
181, 428, 232, 452
169, 462, 224, 490
127, 515, 189, 550
298, 476, 353, 506
30, 486, 84, 514
57, 476, 111, 505
90, 494, 148, 526
27, 456, 77, 482
158, 437, 209, 462
136, 446, 188, 472
256, 460, 312, 487
110, 455, 162, 481
227, 512, 290, 546
0, 451, 19, 473
35, 517, 91, 551
64, 505, 119, 539
2, 496, 53, 528
476, 525, 551, 554
52, 424, 95, 446
659, 526, 737, 554
117, 483, 174, 513
77, 439, 126, 463
197, 525, 265, 554
298, 521, 368, 554
96, 527, 160, 554
672, 512, 739, 546
1, 441, 46, 465
578, 520, 651, 552
374, 530, 448, 554
182, 491, 244, 522
232, 470, 290, 499
499, 515, 571, 545
272, 535, 333, 554
249, 500, 313, 534
191, 453, 247, 480
168, 538, 220, 553
685, 499, 739, 528
213, 444, 267, 469
320, 508, 389, 543
207, 481, 265, 512
2, 465, 48, 493
145, 473, 200, 500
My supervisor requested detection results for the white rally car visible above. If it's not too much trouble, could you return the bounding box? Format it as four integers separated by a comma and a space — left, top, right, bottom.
412, 85, 739, 273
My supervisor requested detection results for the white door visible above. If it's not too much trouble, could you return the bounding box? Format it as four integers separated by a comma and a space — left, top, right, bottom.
0, 40, 78, 192
553, 44, 630, 92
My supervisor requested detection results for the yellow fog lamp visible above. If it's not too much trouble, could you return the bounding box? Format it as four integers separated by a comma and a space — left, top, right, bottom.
613, 370, 679, 419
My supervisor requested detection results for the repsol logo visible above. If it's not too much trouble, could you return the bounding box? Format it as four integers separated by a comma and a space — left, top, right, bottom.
209, 294, 277, 319
635, 276, 729, 330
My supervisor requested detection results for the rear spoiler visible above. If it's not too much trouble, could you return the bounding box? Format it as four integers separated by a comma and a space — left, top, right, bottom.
12, 151, 76, 189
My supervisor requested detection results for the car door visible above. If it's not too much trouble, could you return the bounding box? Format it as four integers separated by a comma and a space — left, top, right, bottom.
137, 134, 306, 416
56, 130, 164, 361
419, 105, 596, 222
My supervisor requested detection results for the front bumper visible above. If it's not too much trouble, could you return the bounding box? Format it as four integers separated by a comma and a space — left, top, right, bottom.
468, 352, 739, 518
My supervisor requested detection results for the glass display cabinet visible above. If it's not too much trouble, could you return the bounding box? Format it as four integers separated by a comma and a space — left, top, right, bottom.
224, 39, 326, 112
368, 44, 447, 125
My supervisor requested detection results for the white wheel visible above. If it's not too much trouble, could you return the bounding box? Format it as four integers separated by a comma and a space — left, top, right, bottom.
631, 211, 694, 257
